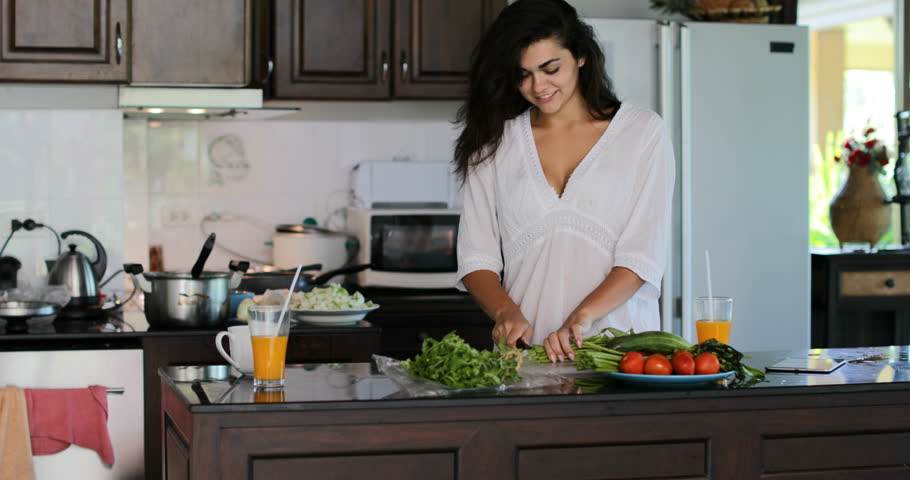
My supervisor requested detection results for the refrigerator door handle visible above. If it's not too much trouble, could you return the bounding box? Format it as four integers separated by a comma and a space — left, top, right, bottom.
679, 24, 694, 343
659, 22, 676, 334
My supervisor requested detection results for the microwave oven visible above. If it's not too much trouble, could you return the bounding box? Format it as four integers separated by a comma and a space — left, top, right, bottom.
346, 207, 461, 288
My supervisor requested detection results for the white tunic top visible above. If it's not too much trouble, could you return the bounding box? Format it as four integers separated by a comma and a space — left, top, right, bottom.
455, 103, 676, 344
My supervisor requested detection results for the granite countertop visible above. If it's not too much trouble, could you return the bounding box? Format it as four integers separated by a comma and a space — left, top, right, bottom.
0, 310, 380, 345
162, 345, 910, 412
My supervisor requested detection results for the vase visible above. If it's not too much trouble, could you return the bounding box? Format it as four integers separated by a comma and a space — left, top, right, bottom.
829, 164, 891, 248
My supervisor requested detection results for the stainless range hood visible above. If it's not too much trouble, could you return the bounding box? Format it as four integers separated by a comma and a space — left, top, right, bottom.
118, 87, 299, 121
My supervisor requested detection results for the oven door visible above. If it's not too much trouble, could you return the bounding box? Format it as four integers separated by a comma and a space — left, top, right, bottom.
370, 214, 459, 273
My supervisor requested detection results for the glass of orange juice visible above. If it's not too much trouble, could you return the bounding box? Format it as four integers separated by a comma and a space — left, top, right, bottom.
694, 296, 733, 344
248, 305, 290, 388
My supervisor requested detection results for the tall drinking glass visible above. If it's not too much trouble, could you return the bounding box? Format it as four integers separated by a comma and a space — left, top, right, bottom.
247, 305, 290, 388
695, 296, 733, 344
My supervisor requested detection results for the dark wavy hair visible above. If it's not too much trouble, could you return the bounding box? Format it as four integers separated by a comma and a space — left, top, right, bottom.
453, 0, 621, 183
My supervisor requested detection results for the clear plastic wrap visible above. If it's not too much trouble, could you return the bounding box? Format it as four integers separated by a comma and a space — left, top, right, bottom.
373, 354, 573, 398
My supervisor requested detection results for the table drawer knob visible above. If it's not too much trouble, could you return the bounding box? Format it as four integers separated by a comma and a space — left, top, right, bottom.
885, 278, 896, 288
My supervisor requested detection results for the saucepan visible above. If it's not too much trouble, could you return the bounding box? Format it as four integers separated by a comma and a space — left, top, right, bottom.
237, 263, 372, 294
124, 260, 250, 329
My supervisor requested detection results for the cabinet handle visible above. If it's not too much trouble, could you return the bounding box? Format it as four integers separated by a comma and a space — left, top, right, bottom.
264, 59, 274, 84
115, 22, 123, 65
381, 51, 389, 83
400, 50, 409, 81
885, 278, 896, 288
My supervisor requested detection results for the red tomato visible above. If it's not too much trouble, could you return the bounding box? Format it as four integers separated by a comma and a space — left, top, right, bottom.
672, 350, 694, 361
694, 352, 721, 375
619, 351, 645, 374
643, 353, 672, 375
671, 353, 695, 375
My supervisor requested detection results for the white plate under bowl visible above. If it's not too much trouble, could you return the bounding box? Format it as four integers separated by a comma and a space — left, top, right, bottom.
290, 305, 380, 326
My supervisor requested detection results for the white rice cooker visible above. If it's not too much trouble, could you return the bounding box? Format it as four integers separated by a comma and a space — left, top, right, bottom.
271, 223, 355, 272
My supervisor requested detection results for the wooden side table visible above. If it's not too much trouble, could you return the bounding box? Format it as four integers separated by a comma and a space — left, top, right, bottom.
811, 250, 910, 348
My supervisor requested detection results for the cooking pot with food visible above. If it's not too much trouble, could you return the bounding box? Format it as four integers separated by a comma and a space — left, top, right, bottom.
124, 261, 249, 329
272, 221, 357, 272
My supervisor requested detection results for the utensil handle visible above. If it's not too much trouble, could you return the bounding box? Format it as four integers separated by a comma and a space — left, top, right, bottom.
191, 233, 216, 279
215, 331, 243, 371
311, 263, 372, 285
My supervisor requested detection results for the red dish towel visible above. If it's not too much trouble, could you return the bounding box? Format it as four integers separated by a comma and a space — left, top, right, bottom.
24, 386, 114, 466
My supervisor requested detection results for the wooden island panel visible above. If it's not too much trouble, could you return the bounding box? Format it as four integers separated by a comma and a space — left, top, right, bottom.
162, 383, 910, 479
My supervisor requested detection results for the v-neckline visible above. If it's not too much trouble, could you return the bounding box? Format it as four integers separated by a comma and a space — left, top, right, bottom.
522, 104, 623, 203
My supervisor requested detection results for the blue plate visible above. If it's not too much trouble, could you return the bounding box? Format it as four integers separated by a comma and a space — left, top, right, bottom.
604, 371, 734, 385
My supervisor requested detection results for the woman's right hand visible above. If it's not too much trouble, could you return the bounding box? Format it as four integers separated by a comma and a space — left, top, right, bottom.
491, 306, 531, 349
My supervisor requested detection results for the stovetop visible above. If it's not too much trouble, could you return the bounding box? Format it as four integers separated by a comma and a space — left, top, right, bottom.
0, 310, 144, 336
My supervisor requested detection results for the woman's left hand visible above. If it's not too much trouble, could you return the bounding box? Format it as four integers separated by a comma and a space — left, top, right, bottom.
543, 310, 595, 363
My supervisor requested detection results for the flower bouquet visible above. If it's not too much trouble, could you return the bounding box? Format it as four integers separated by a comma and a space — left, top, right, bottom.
835, 127, 889, 175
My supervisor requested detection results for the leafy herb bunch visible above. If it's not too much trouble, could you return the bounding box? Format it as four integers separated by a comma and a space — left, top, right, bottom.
401, 331, 522, 389
688, 339, 766, 387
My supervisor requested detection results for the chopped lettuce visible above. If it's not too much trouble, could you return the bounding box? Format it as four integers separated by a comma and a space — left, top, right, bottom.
290, 284, 375, 311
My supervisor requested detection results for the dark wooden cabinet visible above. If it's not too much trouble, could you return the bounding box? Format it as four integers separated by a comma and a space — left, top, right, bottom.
271, 0, 504, 99
811, 251, 910, 348
131, 0, 252, 86
161, 364, 910, 479
142, 330, 381, 480
392, 0, 495, 98
0, 0, 129, 82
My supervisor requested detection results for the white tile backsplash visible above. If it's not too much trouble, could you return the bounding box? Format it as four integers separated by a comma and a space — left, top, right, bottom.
0, 110, 123, 292
126, 102, 462, 271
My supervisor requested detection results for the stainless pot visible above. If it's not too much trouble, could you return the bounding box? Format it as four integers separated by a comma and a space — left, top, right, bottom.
124, 261, 249, 329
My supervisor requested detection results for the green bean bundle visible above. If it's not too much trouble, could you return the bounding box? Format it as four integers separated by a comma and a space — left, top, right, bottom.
528, 327, 626, 372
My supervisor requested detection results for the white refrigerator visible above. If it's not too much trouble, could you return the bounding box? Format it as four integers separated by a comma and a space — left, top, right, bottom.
585, 19, 810, 352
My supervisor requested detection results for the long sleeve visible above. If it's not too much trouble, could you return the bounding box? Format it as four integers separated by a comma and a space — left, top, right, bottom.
455, 158, 503, 291
613, 115, 676, 293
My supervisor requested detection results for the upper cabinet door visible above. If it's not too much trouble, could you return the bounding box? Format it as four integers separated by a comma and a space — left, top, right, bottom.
131, 0, 251, 86
0, 0, 128, 82
393, 0, 504, 99
272, 0, 392, 99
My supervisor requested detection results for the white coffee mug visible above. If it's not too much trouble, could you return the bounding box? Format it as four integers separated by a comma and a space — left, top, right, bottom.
215, 325, 254, 375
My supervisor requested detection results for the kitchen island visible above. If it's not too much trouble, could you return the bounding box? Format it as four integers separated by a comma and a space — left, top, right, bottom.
161, 346, 910, 480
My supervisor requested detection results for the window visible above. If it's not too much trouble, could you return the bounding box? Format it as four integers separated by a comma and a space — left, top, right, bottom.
805, 4, 898, 249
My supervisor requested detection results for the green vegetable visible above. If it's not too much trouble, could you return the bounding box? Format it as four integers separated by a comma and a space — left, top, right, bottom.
527, 329, 625, 372
688, 339, 766, 387
291, 284, 375, 310
401, 332, 522, 388
604, 330, 692, 356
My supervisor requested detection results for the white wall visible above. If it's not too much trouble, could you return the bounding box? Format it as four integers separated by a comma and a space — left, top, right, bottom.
124, 102, 461, 271
0, 110, 124, 292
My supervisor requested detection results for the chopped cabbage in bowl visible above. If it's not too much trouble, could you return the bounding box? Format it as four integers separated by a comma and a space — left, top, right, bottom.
235, 284, 376, 321
291, 284, 376, 311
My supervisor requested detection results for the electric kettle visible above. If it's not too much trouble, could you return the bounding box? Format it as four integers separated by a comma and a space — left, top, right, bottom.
47, 230, 107, 316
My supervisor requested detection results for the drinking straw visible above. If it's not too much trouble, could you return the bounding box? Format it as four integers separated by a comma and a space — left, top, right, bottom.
705, 249, 714, 320
277, 264, 303, 336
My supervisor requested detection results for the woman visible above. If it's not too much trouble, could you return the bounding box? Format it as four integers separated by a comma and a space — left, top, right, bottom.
453, 0, 675, 363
